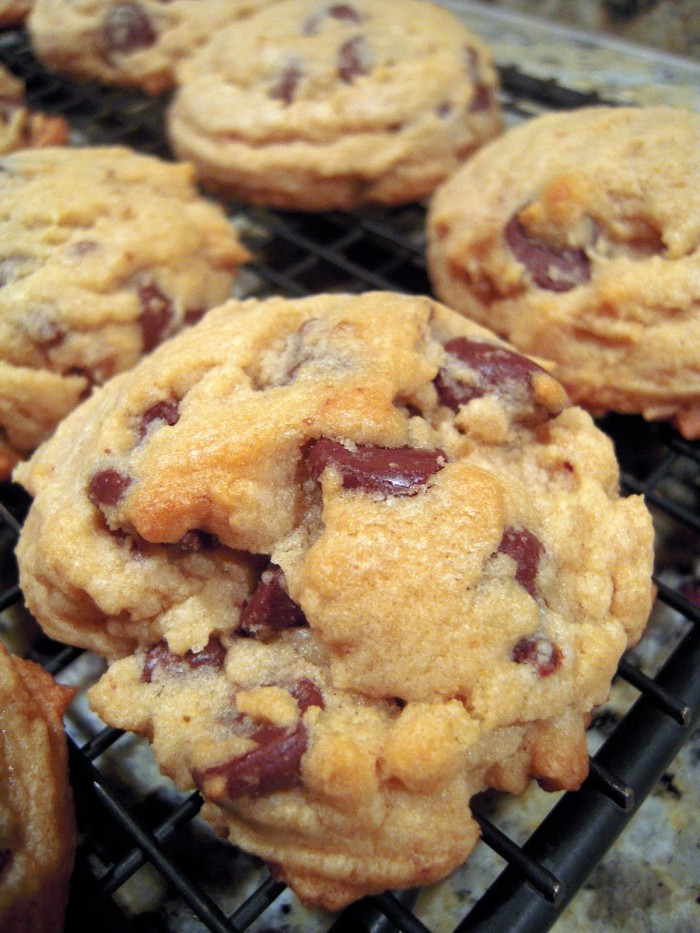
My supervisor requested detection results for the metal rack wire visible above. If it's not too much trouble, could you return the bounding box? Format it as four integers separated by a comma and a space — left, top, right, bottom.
1, 25, 698, 933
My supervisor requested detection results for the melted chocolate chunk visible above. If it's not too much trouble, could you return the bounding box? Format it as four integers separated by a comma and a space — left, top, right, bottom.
270, 62, 302, 104
87, 469, 131, 506
512, 635, 562, 677
289, 678, 324, 712
239, 565, 307, 639
138, 399, 180, 438
195, 722, 307, 797
141, 635, 226, 683
434, 337, 548, 411
469, 84, 492, 113
338, 35, 371, 82
303, 3, 361, 35
307, 439, 445, 496
138, 283, 173, 352
103, 3, 156, 54
184, 306, 206, 326
505, 214, 591, 292
497, 527, 543, 597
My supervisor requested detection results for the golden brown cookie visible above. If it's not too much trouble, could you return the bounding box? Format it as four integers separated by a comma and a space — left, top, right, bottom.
0, 643, 76, 933
16, 292, 653, 909
0, 144, 248, 478
0, 62, 69, 155
168, 0, 501, 209
28, 0, 276, 95
426, 106, 700, 438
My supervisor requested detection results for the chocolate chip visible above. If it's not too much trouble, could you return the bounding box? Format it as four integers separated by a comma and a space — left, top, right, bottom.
138, 283, 173, 352
512, 635, 561, 677
103, 3, 156, 54
184, 307, 205, 326
239, 565, 307, 639
289, 678, 324, 712
87, 469, 131, 507
469, 84, 492, 112
505, 214, 591, 292
141, 635, 226, 683
138, 399, 180, 438
435, 337, 548, 411
195, 722, 307, 797
303, 3, 361, 35
497, 526, 543, 597
270, 62, 302, 105
178, 529, 217, 552
338, 35, 371, 83
306, 439, 446, 497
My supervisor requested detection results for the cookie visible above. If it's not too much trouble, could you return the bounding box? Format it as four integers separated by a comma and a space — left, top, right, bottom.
0, 0, 32, 27
16, 291, 653, 909
28, 0, 275, 95
0, 145, 248, 478
0, 63, 69, 156
167, 0, 501, 210
426, 106, 700, 438
0, 643, 76, 933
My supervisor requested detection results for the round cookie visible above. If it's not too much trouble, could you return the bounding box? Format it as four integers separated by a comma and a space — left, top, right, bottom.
0, 145, 248, 478
0, 643, 76, 933
0, 63, 69, 156
16, 292, 653, 908
28, 0, 274, 95
426, 106, 700, 438
167, 0, 501, 210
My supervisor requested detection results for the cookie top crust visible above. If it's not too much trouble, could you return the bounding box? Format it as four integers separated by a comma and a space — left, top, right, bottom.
0, 145, 248, 478
0, 643, 76, 933
28, 0, 275, 95
17, 290, 653, 908
427, 105, 700, 437
168, 0, 501, 209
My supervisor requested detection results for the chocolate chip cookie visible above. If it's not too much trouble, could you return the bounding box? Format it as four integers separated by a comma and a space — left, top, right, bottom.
0, 145, 248, 478
16, 292, 653, 908
0, 642, 76, 933
0, 62, 69, 156
28, 0, 273, 95
427, 106, 700, 438
167, 0, 501, 209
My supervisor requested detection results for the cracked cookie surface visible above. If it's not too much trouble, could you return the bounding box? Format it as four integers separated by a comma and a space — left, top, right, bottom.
29, 0, 274, 94
0, 145, 248, 477
167, 0, 501, 209
427, 106, 700, 438
16, 291, 653, 909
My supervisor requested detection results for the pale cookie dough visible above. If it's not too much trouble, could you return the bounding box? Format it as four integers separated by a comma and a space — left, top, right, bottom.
28, 0, 275, 95
0, 145, 248, 478
167, 0, 501, 210
16, 292, 653, 909
427, 106, 700, 438
0, 63, 69, 156
0, 643, 76, 933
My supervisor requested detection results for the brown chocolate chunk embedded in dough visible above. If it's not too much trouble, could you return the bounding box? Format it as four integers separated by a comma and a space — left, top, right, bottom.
505, 214, 591, 292
103, 3, 157, 55
141, 636, 226, 683
138, 399, 180, 438
196, 722, 307, 798
138, 283, 173, 352
306, 439, 445, 496
270, 63, 303, 104
87, 469, 131, 507
239, 565, 307, 639
289, 678, 325, 712
512, 635, 562, 677
338, 35, 371, 83
497, 526, 543, 597
435, 338, 549, 411
303, 4, 361, 35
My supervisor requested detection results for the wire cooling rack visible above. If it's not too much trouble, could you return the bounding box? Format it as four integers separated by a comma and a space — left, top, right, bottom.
1, 24, 699, 933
